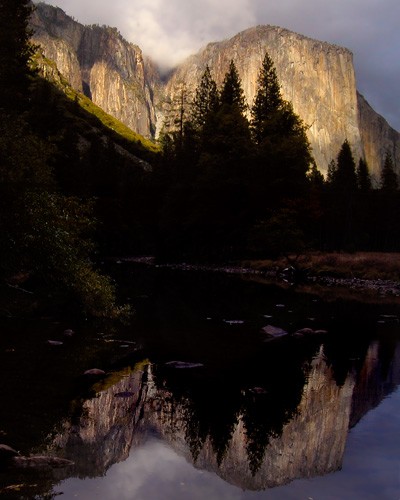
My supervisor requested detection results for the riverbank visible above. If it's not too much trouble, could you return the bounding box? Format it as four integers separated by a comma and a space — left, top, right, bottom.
121, 252, 400, 300
243, 252, 400, 297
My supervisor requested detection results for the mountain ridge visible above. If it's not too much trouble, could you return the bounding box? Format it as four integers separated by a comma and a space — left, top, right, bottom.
30, 2, 399, 175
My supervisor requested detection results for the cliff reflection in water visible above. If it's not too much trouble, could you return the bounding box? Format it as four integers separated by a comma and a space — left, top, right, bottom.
48, 337, 400, 491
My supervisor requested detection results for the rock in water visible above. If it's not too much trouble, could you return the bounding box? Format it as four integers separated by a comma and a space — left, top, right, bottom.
0, 444, 19, 465
83, 368, 106, 376
12, 455, 74, 470
293, 327, 315, 337
262, 325, 288, 339
165, 361, 204, 369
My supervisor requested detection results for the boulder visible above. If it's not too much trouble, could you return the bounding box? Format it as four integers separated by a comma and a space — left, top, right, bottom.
83, 368, 106, 376
12, 455, 74, 470
0, 444, 19, 464
165, 361, 204, 369
262, 325, 288, 339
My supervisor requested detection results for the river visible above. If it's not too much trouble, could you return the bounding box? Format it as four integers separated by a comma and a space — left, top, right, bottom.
0, 263, 399, 499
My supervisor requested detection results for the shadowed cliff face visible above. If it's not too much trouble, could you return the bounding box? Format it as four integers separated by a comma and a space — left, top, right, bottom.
357, 93, 400, 178
30, 4, 399, 174
30, 3, 160, 138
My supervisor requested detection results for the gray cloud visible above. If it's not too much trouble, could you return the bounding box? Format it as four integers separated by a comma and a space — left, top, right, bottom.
36, 0, 400, 131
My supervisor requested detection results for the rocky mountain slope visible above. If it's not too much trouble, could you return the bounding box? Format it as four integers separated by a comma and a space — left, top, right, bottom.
31, 2, 160, 138
165, 25, 399, 175
31, 3, 399, 175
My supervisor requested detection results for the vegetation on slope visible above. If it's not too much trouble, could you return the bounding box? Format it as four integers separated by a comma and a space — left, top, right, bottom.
0, 0, 159, 317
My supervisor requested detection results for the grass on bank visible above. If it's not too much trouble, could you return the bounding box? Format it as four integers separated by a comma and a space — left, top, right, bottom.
244, 252, 400, 281
33, 51, 160, 157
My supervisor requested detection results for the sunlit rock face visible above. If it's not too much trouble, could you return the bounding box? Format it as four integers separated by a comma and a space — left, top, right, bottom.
50, 367, 148, 478
31, 5, 399, 175
31, 3, 160, 138
164, 25, 399, 174
144, 348, 355, 490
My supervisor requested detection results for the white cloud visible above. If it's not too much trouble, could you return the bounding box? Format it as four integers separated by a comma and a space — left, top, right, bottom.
39, 0, 255, 69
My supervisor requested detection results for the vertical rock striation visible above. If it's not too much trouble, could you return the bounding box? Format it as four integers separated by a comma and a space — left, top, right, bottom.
164, 25, 399, 174
30, 3, 160, 138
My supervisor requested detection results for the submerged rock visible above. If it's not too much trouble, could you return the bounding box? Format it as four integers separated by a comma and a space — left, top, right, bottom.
249, 387, 268, 395
83, 368, 106, 376
293, 328, 315, 337
262, 325, 288, 339
165, 361, 204, 369
293, 328, 328, 338
12, 455, 74, 470
47, 340, 63, 346
0, 444, 19, 464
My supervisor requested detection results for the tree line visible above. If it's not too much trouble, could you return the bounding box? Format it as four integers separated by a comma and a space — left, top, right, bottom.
155, 56, 399, 261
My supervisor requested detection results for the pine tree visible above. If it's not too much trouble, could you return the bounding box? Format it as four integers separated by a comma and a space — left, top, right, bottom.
308, 161, 325, 188
251, 52, 282, 144
380, 152, 398, 192
335, 140, 358, 193
199, 61, 251, 179
249, 52, 312, 202
191, 65, 219, 130
326, 159, 337, 185
325, 140, 358, 250
219, 60, 247, 114
161, 82, 191, 142
356, 158, 372, 191
0, 0, 35, 109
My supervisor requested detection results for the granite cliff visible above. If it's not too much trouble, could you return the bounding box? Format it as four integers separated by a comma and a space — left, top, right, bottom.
31, 3, 399, 175
164, 25, 399, 175
31, 3, 160, 138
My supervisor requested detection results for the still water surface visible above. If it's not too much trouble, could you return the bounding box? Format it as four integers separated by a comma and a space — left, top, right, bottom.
1, 264, 399, 499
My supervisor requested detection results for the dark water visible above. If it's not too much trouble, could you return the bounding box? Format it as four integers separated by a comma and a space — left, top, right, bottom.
0, 263, 399, 499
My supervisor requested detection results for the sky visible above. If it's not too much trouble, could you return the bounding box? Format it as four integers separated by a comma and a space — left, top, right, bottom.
36, 0, 400, 131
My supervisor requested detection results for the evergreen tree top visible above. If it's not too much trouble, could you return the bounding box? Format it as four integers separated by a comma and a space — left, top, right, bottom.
381, 152, 398, 192
219, 60, 247, 114
356, 157, 372, 191
191, 65, 219, 129
251, 52, 282, 119
334, 139, 358, 192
